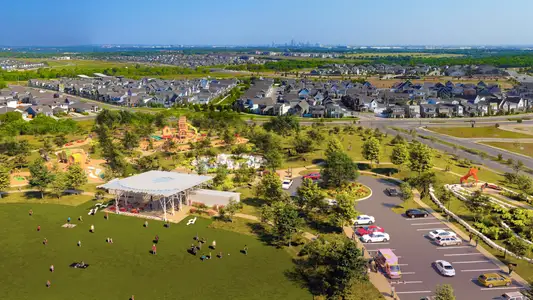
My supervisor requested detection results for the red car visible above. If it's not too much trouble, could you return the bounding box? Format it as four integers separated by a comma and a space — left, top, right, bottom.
356, 225, 385, 236
303, 172, 321, 181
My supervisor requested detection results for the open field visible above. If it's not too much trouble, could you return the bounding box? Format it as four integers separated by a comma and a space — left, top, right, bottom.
480, 141, 533, 158
0, 203, 311, 300
21, 58, 136, 69
428, 126, 533, 139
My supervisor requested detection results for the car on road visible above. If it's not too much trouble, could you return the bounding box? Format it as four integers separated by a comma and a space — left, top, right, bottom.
303, 172, 321, 181
428, 229, 457, 240
353, 215, 375, 225
281, 179, 293, 190
355, 225, 384, 236
501, 291, 527, 300
385, 188, 399, 197
435, 236, 462, 247
405, 208, 429, 218
478, 273, 512, 288
434, 260, 455, 277
361, 232, 390, 243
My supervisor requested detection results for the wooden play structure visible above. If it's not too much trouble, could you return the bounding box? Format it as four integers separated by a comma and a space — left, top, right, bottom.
460, 168, 479, 184
158, 116, 199, 142
56, 149, 88, 166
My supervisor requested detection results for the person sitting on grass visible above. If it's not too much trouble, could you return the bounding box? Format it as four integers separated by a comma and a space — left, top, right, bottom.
43, 238, 48, 245
50, 265, 54, 272
29, 209, 33, 216
77, 240, 81, 247
211, 240, 216, 249
155, 235, 159, 243
243, 245, 248, 255
46, 280, 51, 288
90, 224, 95, 233
37, 225, 41, 232
67, 216, 71, 223
78, 216, 83, 222
217, 252, 223, 258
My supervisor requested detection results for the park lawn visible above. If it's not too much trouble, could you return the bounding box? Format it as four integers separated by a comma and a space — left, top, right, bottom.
480, 141, 533, 158
428, 126, 533, 139
0, 192, 94, 206
0, 203, 311, 300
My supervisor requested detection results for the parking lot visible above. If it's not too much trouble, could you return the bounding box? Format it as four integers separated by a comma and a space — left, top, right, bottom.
356, 176, 525, 300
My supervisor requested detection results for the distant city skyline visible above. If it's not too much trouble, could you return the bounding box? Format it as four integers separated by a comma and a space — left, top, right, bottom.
3, 0, 533, 47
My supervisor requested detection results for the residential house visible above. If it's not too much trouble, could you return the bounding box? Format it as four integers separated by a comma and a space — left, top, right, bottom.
420, 104, 437, 118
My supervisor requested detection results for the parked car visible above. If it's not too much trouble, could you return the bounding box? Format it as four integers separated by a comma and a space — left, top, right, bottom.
303, 172, 321, 181
405, 209, 429, 218
353, 215, 375, 225
361, 232, 390, 243
281, 179, 293, 190
435, 236, 462, 247
434, 260, 455, 277
478, 273, 512, 288
429, 230, 457, 240
356, 225, 385, 236
501, 291, 527, 300
385, 188, 399, 197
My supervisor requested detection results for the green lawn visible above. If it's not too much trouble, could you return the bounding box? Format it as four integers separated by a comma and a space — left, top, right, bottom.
0, 192, 94, 206
428, 126, 533, 139
480, 141, 533, 158
0, 203, 311, 300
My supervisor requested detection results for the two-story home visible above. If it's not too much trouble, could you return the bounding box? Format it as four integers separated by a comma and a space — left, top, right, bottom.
420, 104, 437, 118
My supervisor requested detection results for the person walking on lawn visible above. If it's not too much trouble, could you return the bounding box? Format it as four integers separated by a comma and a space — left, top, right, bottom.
152, 244, 157, 255
508, 263, 515, 275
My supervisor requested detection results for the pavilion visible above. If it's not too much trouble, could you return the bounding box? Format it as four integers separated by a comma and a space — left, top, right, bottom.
98, 171, 212, 221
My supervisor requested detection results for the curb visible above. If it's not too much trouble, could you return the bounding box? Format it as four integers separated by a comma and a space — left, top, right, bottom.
355, 183, 373, 202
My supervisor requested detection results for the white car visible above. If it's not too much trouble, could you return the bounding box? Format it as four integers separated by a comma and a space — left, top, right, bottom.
361, 232, 390, 243
281, 179, 293, 190
428, 229, 457, 240
353, 215, 375, 225
434, 260, 455, 277
435, 236, 462, 247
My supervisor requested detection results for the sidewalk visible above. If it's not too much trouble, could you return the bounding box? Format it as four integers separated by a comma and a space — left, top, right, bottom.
412, 190, 530, 288
343, 226, 397, 300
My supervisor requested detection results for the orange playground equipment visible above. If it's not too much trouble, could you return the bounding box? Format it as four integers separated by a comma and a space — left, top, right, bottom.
158, 116, 199, 142
56, 149, 88, 166
460, 168, 479, 184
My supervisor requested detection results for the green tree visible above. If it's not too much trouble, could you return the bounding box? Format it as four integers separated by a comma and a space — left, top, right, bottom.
292, 134, 314, 154
263, 115, 300, 136
29, 158, 54, 198
49, 171, 68, 199
260, 201, 303, 246
506, 236, 530, 256
264, 148, 283, 171
329, 192, 358, 227
324, 137, 343, 158
154, 112, 168, 129
362, 137, 381, 165
213, 164, 229, 187
0, 167, 9, 198
322, 150, 359, 188
513, 160, 525, 174
408, 142, 434, 174
54, 134, 68, 147
409, 171, 437, 199
12, 154, 28, 170
390, 134, 406, 145
399, 182, 413, 201
66, 163, 88, 190
136, 155, 160, 172
390, 143, 409, 169
256, 172, 284, 201
222, 130, 236, 146
435, 284, 456, 300
219, 198, 243, 222
296, 178, 326, 212
122, 131, 140, 151
465, 190, 490, 222
515, 174, 533, 192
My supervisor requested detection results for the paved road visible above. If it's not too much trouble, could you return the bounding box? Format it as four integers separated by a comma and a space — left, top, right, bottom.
356, 176, 525, 300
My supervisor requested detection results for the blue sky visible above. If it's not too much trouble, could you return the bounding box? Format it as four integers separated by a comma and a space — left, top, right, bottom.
3, 0, 533, 46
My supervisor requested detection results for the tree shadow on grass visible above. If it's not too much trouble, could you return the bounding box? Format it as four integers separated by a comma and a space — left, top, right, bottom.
247, 222, 276, 246
371, 167, 399, 176
23, 191, 44, 200
241, 197, 265, 209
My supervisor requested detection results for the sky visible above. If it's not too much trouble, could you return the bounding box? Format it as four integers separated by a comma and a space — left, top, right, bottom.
3, 0, 533, 46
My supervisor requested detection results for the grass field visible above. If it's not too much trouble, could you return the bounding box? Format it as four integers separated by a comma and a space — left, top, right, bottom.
22, 59, 135, 69
428, 126, 533, 139
480, 141, 533, 158
0, 202, 311, 300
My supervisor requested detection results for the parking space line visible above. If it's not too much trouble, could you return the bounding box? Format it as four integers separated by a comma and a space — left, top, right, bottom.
398, 264, 409, 266
405, 217, 436, 221
416, 228, 447, 231
363, 242, 390, 245
411, 222, 443, 226
480, 287, 522, 291
392, 281, 423, 284
460, 268, 501, 272
401, 272, 416, 275
452, 260, 491, 264
436, 246, 474, 250
367, 249, 395, 252
444, 253, 483, 257
395, 291, 432, 294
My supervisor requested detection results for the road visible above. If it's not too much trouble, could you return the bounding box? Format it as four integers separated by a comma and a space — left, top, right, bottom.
356, 176, 524, 300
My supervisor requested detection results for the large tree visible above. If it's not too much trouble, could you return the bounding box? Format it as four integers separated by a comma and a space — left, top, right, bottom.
298, 234, 367, 298
0, 167, 9, 198
329, 192, 358, 227
49, 171, 68, 199
321, 150, 359, 188
324, 137, 343, 158
260, 201, 303, 246
29, 158, 54, 198
390, 143, 409, 169
408, 142, 434, 174
292, 134, 314, 154
66, 163, 88, 190
122, 130, 140, 151
136, 155, 160, 172
362, 137, 381, 165
256, 172, 284, 201
263, 115, 300, 136
465, 190, 490, 222
264, 148, 283, 171
213, 164, 229, 187
296, 178, 326, 212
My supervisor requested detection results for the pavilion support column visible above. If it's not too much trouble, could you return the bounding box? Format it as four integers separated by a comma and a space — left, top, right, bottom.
160, 196, 167, 222
179, 192, 183, 211
170, 195, 175, 215
115, 191, 120, 215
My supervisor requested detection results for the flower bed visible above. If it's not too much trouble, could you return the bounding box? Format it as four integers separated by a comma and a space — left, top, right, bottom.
325, 182, 371, 200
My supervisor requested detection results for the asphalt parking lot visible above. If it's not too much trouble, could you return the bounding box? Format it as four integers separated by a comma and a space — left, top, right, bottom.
356, 176, 525, 300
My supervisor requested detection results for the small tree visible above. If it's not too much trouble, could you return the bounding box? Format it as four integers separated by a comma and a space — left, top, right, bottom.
434, 284, 456, 300
362, 137, 381, 166
122, 130, 140, 151
296, 178, 326, 212
506, 236, 530, 256
256, 172, 284, 201
408, 142, 433, 174
29, 158, 54, 198
213, 164, 229, 187
513, 160, 524, 174
219, 198, 243, 222
49, 172, 68, 199
261, 201, 303, 246
497, 153, 503, 161
54, 134, 67, 147
292, 134, 314, 154
390, 143, 409, 170
399, 182, 413, 201
264, 148, 283, 171
324, 137, 343, 158
66, 163, 88, 190
330, 192, 358, 227
0, 167, 9, 198
322, 150, 359, 188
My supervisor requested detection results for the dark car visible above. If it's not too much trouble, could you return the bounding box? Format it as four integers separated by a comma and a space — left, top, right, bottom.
405, 209, 429, 218
385, 188, 399, 197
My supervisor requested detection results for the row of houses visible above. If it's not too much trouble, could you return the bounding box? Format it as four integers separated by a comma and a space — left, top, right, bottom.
0, 59, 45, 71
28, 76, 238, 107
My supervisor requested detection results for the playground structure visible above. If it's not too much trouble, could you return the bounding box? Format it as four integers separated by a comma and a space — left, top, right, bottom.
192, 154, 264, 171
460, 167, 479, 186
159, 116, 199, 143
53, 148, 106, 183
56, 149, 88, 166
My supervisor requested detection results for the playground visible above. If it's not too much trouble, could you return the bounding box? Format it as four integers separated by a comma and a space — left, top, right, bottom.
0, 203, 310, 300
51, 147, 106, 183
192, 154, 264, 171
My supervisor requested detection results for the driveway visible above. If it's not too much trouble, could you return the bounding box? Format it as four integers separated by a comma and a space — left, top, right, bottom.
356, 176, 525, 300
